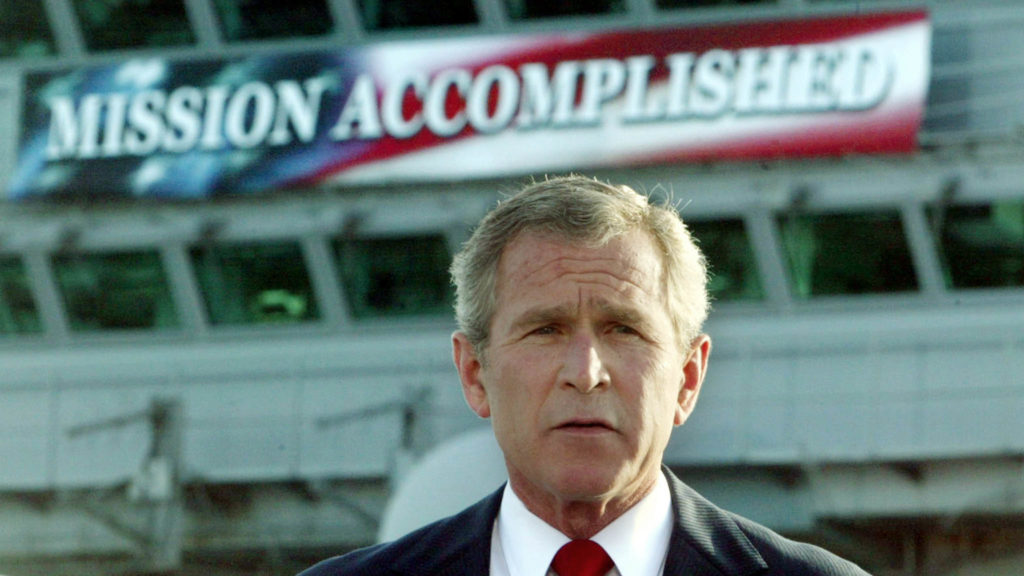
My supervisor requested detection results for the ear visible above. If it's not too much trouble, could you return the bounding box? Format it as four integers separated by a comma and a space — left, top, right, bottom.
675, 334, 711, 427
452, 332, 491, 419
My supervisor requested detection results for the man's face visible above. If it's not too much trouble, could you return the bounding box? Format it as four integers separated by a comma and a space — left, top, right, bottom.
453, 230, 710, 512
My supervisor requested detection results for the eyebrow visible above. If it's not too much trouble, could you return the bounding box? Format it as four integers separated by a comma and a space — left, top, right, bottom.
509, 304, 576, 334
509, 300, 652, 334
595, 301, 650, 327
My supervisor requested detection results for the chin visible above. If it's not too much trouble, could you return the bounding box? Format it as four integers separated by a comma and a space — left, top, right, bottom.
549, 465, 623, 501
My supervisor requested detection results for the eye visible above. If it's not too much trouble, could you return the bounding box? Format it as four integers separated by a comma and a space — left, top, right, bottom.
610, 323, 641, 336
529, 325, 559, 336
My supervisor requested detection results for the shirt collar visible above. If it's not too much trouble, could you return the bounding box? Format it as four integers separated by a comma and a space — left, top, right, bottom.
591, 473, 673, 576
497, 482, 569, 576
497, 472, 673, 576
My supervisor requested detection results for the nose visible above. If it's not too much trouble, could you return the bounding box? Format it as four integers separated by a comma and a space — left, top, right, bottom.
558, 334, 610, 393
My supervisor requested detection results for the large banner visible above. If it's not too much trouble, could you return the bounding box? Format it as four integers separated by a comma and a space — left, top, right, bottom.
10, 11, 930, 200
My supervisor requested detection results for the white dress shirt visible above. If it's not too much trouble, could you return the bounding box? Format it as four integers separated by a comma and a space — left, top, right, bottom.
489, 472, 673, 576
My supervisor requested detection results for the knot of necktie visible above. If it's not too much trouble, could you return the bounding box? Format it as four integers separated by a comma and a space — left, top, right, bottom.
551, 539, 614, 576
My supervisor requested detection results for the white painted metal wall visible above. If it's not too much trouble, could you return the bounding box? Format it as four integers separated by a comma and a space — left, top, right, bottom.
1, 290, 1021, 490
679, 304, 1024, 466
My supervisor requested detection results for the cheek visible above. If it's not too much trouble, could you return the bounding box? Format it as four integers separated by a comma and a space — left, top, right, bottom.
629, 358, 683, 420
487, 361, 541, 421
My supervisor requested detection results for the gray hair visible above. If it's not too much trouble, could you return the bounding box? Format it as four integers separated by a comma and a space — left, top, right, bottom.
450, 175, 709, 356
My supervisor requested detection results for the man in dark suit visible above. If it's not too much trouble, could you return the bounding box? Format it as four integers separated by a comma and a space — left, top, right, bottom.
301, 176, 869, 575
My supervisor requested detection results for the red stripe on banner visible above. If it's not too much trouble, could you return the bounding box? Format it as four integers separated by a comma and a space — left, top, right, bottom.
630, 105, 924, 166
291, 10, 927, 187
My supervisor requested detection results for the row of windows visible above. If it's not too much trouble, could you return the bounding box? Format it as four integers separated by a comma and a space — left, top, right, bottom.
0, 200, 1021, 337
692, 201, 1024, 301
2, 0, 778, 58
0, 234, 452, 335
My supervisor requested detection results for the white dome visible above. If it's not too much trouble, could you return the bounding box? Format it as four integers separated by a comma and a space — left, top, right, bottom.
377, 426, 507, 543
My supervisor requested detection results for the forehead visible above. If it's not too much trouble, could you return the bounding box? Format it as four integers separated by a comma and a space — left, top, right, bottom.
494, 230, 665, 306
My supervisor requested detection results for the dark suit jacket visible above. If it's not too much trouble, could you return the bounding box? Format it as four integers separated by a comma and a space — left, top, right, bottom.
300, 467, 870, 575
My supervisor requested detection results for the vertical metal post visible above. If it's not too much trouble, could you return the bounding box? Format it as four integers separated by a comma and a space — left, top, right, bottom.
141, 397, 185, 573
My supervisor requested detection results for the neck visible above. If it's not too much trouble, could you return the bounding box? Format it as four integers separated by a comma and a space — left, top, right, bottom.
508, 473, 657, 539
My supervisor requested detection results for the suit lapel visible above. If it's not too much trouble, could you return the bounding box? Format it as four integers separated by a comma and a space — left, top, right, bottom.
388, 471, 768, 576
662, 467, 768, 576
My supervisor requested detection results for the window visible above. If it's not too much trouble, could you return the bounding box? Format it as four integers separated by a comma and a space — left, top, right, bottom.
0, 256, 42, 335
0, 0, 55, 58
71, 0, 194, 51
933, 201, 1024, 290
52, 251, 179, 331
688, 219, 763, 302
358, 0, 477, 30
333, 235, 453, 319
777, 211, 918, 298
213, 0, 333, 41
190, 242, 319, 326
504, 0, 623, 20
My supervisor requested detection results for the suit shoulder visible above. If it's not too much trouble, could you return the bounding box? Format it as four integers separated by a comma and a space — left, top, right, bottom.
296, 487, 502, 576
729, 514, 871, 575
298, 540, 394, 576
296, 516, 473, 576
663, 468, 871, 575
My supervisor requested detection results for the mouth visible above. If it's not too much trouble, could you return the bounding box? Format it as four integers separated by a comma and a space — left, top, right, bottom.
556, 419, 614, 433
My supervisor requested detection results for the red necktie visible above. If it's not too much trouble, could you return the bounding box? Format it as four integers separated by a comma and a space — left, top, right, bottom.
551, 540, 615, 576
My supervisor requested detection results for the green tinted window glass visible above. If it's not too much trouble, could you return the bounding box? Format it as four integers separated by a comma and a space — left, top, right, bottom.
334, 235, 453, 319
656, 0, 774, 8
0, 256, 42, 335
778, 211, 918, 298
53, 251, 179, 331
190, 242, 319, 326
358, 0, 477, 29
504, 0, 623, 19
72, 0, 194, 51
688, 219, 763, 302
0, 0, 56, 58
214, 0, 333, 41
934, 202, 1024, 289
